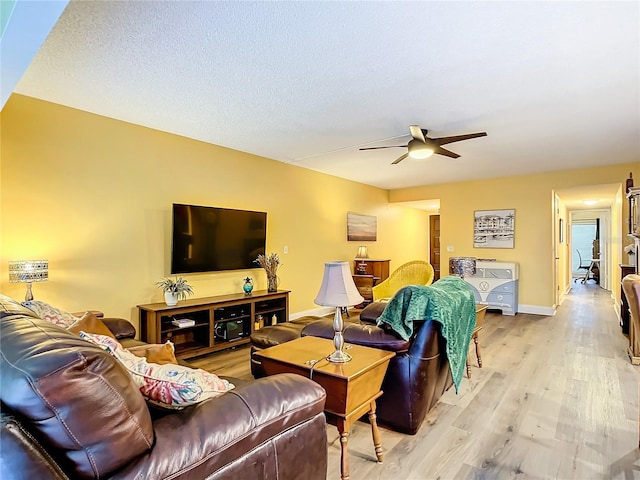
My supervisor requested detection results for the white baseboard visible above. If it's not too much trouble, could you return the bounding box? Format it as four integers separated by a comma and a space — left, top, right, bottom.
517, 304, 556, 316
290, 307, 333, 320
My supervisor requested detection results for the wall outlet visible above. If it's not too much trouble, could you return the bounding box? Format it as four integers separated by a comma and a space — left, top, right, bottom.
447, 245, 454, 252
283, 246, 289, 254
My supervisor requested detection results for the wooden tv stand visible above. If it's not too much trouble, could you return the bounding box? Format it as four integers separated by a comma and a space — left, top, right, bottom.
138, 290, 289, 359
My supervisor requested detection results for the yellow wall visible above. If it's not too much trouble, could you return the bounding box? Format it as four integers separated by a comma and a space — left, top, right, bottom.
390, 163, 639, 310
2, 94, 638, 324
1, 94, 429, 327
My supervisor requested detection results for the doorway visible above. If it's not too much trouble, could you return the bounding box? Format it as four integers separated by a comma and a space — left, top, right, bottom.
569, 209, 610, 290
429, 215, 440, 281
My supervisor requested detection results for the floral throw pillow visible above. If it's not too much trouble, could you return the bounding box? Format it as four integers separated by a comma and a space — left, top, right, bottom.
22, 300, 80, 328
80, 332, 234, 408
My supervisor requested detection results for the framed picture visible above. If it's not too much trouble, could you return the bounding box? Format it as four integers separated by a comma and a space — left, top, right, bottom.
347, 212, 377, 242
474, 209, 515, 248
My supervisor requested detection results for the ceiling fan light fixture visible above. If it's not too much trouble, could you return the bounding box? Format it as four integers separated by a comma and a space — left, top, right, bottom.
407, 139, 434, 159
408, 148, 434, 160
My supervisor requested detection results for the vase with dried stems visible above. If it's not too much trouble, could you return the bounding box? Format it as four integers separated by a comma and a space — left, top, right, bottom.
255, 253, 282, 292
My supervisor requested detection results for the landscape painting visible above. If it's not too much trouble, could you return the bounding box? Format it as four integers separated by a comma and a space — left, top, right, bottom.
347, 212, 377, 242
474, 209, 515, 248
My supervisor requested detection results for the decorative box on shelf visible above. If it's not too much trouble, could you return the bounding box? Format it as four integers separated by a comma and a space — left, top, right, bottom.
463, 260, 519, 316
171, 318, 195, 328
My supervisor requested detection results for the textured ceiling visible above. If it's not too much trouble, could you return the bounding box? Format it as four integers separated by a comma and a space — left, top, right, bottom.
13, 1, 640, 195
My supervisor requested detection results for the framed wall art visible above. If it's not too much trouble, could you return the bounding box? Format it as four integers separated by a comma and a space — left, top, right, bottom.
347, 212, 377, 242
474, 209, 515, 248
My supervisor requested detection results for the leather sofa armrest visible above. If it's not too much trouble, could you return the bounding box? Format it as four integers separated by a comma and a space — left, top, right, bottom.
302, 318, 410, 352
1, 410, 69, 480
101, 317, 136, 339
359, 301, 387, 324
118, 374, 327, 479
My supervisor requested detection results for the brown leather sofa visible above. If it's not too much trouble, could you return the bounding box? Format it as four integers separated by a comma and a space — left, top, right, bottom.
251, 302, 453, 435
0, 294, 328, 480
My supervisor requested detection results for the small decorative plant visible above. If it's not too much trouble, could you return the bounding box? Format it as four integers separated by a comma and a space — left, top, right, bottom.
156, 276, 194, 301
255, 253, 282, 292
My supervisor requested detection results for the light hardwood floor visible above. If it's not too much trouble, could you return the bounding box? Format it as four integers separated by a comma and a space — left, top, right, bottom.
191, 283, 640, 479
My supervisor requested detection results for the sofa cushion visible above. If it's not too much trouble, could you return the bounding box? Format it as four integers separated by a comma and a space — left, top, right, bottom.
250, 319, 314, 349
0, 314, 154, 479
302, 318, 410, 352
67, 311, 116, 338
21, 300, 79, 328
128, 341, 178, 365
81, 332, 234, 408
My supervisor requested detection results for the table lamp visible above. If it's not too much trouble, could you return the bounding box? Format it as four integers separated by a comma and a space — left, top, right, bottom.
355, 246, 369, 275
9, 260, 49, 301
314, 261, 364, 363
449, 257, 476, 278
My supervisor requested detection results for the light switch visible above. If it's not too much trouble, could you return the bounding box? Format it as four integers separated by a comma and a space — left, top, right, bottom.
283, 246, 289, 254
447, 245, 454, 252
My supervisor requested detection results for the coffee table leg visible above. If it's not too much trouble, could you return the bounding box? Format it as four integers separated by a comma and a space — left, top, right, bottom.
337, 419, 350, 480
368, 401, 384, 463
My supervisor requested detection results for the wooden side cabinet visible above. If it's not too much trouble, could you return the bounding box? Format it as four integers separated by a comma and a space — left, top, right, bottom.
138, 290, 289, 359
353, 259, 390, 282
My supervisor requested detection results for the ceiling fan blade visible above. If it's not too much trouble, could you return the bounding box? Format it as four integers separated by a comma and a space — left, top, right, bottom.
391, 153, 409, 165
409, 125, 426, 143
359, 145, 406, 151
434, 132, 487, 146
434, 146, 460, 159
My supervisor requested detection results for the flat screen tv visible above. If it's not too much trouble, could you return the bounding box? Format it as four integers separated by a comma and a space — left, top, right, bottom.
171, 204, 266, 274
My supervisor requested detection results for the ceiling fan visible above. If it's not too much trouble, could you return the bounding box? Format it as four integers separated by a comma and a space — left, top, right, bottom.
360, 125, 487, 165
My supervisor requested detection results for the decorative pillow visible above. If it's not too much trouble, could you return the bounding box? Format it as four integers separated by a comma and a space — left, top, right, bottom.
67, 312, 116, 339
128, 341, 178, 365
22, 300, 79, 328
80, 332, 234, 408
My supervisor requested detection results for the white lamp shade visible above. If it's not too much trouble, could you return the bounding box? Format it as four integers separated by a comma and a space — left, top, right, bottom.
315, 261, 364, 307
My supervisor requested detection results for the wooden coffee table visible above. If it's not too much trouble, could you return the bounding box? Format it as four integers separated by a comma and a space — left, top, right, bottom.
255, 336, 395, 480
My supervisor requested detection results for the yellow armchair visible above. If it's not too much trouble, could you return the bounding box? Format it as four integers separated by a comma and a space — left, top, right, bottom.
372, 260, 435, 302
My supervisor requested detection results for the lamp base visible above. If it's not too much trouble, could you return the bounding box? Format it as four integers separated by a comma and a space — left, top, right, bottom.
326, 307, 352, 363
24, 283, 33, 302
327, 349, 352, 363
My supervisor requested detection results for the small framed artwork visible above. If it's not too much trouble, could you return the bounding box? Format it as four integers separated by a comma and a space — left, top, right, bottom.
474, 209, 515, 248
347, 212, 377, 242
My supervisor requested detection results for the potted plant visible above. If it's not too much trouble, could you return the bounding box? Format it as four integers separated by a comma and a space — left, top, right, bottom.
156, 277, 194, 306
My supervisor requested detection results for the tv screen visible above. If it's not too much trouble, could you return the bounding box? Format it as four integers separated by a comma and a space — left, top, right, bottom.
171, 204, 266, 274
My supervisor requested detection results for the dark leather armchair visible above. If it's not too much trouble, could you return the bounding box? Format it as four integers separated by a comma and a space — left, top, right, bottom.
301, 302, 452, 435
0, 294, 328, 480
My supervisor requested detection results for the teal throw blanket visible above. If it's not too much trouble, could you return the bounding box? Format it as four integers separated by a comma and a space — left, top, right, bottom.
376, 276, 476, 392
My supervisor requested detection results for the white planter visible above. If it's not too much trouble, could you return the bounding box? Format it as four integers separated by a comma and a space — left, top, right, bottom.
164, 291, 178, 306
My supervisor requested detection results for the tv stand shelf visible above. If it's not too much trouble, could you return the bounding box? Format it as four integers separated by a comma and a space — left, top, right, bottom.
138, 290, 290, 359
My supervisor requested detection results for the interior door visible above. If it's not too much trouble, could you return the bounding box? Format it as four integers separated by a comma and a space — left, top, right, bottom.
553, 194, 560, 307
430, 215, 440, 281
